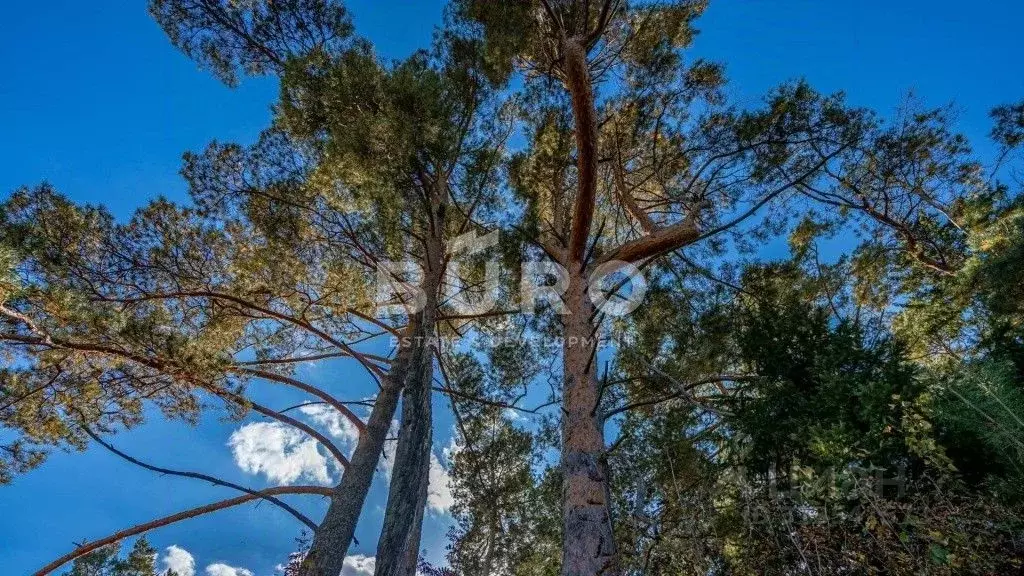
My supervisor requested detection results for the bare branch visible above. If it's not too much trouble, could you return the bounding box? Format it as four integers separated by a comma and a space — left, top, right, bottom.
33, 486, 332, 576
82, 426, 319, 531
235, 367, 366, 434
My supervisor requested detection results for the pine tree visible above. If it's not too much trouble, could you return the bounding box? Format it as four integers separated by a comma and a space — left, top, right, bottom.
4, 2, 1023, 575
64, 539, 160, 576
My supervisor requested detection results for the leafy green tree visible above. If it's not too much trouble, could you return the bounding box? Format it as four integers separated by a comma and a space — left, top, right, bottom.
442, 353, 549, 576
272, 33, 510, 573
600, 259, 1024, 574
3, 3, 400, 570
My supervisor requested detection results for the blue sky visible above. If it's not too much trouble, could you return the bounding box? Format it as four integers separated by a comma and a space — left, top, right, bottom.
1, 1, 1022, 575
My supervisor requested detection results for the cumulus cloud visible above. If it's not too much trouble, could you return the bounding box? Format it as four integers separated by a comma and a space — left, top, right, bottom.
341, 555, 376, 576
299, 404, 361, 450
228, 421, 331, 485
161, 545, 196, 576
204, 564, 254, 576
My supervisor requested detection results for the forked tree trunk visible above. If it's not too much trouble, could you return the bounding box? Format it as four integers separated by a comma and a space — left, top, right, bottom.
297, 320, 421, 576
374, 311, 435, 576
376, 197, 446, 576
559, 35, 621, 576
300, 176, 448, 575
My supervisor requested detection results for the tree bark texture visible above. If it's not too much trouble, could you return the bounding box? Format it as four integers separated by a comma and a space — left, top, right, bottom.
560, 35, 621, 576
560, 272, 619, 576
375, 191, 447, 576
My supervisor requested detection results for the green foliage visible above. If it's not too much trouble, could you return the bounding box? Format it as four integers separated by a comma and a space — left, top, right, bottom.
991, 99, 1024, 149
64, 539, 160, 576
441, 352, 560, 576
0, 168, 379, 480
149, 0, 354, 86
599, 250, 1024, 574
720, 473, 1023, 575
931, 359, 1024, 497
730, 264, 923, 473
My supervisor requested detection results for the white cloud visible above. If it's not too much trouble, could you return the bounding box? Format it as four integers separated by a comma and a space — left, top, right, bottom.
299, 404, 361, 450
161, 545, 196, 576
503, 408, 526, 422
204, 564, 254, 576
427, 451, 454, 515
442, 432, 463, 466
228, 422, 332, 485
341, 555, 376, 576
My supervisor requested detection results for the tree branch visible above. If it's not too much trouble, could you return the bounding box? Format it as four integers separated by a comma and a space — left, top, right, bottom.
0, 324, 353, 469
563, 38, 600, 266
93, 290, 389, 378
595, 211, 701, 266
33, 486, 332, 576
603, 368, 751, 420
235, 367, 366, 434
82, 426, 319, 531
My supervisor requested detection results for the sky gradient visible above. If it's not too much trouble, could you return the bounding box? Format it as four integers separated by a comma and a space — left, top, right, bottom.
1, 1, 1022, 575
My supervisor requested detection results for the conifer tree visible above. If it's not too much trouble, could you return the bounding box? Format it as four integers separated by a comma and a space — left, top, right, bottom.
453, 2, 868, 572
3, 2, 1022, 575
4, 2, 509, 575
64, 539, 161, 576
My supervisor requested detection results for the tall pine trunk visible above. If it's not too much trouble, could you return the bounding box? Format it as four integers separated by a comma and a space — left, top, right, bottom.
561, 272, 618, 575
297, 319, 422, 576
560, 38, 620, 576
375, 190, 447, 576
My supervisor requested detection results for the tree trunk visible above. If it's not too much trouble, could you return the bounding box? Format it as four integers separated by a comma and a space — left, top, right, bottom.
375, 197, 446, 576
560, 272, 618, 576
297, 324, 419, 576
374, 323, 434, 576
559, 35, 621, 576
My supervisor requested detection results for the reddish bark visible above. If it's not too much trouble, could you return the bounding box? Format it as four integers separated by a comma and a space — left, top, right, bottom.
559, 34, 622, 576
35, 486, 332, 576
561, 273, 620, 576
565, 39, 600, 264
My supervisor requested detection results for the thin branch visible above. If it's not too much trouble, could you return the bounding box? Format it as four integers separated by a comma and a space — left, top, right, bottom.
603, 368, 751, 419
93, 290, 389, 379
82, 427, 318, 531
33, 486, 332, 576
235, 367, 366, 434
437, 309, 520, 322
433, 385, 556, 415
